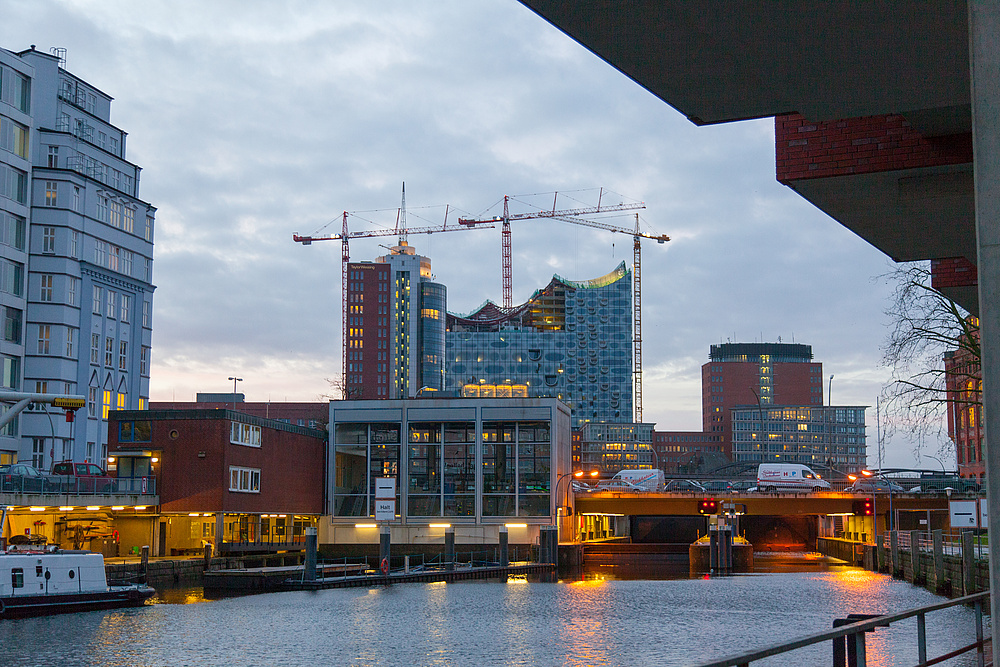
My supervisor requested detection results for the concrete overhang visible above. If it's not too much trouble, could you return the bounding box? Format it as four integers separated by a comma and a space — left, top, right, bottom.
520, 1, 979, 309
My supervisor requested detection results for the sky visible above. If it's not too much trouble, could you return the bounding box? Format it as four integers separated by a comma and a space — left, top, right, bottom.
0, 0, 950, 469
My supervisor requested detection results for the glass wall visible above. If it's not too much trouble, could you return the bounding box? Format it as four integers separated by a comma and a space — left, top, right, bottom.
332, 415, 556, 521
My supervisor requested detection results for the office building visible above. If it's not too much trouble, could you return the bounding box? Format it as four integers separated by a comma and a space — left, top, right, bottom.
730, 404, 867, 470
446, 262, 633, 428
0, 46, 155, 467
703, 342, 822, 458
345, 242, 446, 400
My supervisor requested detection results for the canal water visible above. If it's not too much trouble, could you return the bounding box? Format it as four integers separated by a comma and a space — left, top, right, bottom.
0, 554, 988, 667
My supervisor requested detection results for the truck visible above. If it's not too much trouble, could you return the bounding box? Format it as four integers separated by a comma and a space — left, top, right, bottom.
756, 463, 830, 492
596, 468, 665, 492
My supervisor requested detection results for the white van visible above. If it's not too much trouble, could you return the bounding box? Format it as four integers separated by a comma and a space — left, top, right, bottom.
596, 469, 665, 492
756, 463, 830, 492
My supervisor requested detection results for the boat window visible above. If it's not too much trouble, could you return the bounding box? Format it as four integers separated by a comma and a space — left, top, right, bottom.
11, 568, 23, 588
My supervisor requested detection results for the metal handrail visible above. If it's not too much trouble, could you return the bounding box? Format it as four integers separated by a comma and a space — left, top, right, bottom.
690, 591, 989, 667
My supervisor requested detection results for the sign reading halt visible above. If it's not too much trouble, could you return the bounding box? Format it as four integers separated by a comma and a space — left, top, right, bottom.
375, 477, 396, 522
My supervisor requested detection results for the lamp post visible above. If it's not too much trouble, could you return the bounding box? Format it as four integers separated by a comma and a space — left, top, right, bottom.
228, 376, 242, 410
828, 374, 834, 406
554, 470, 600, 522
924, 453, 948, 474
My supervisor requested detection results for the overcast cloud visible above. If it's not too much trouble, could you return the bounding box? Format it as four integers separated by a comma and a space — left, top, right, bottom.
1, 0, 941, 468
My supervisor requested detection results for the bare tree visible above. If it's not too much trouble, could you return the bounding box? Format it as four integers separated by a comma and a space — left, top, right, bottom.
879, 262, 980, 464
320, 374, 363, 401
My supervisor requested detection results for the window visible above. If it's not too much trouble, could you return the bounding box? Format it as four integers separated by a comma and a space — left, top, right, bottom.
45, 145, 58, 168
35, 380, 47, 395
11, 567, 23, 589
144, 216, 153, 242
39, 274, 53, 301
44, 182, 57, 207
117, 391, 125, 409
91, 333, 100, 364
31, 438, 44, 469
102, 390, 111, 420
42, 227, 56, 253
105, 337, 113, 366
1, 212, 25, 250
106, 290, 116, 318
66, 327, 75, 357
72, 187, 80, 213
1, 355, 19, 390
140, 346, 149, 376
122, 250, 133, 276
1, 165, 27, 204
119, 340, 127, 370
109, 245, 120, 272
142, 300, 150, 327
3, 306, 21, 344
67, 277, 77, 306
109, 200, 122, 229
229, 466, 261, 493
123, 207, 134, 233
92, 286, 102, 314
143, 257, 151, 282
230, 422, 262, 447
96, 196, 109, 223
37, 325, 50, 354
88, 387, 97, 415
118, 420, 151, 442
0, 259, 22, 297
120, 294, 131, 322
0, 117, 29, 159
95, 240, 107, 266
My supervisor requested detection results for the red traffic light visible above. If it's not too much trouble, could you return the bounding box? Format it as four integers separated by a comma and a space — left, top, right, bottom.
698, 498, 719, 515
852, 499, 873, 516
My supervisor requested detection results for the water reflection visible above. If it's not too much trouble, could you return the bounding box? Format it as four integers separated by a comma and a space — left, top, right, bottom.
0, 556, 985, 667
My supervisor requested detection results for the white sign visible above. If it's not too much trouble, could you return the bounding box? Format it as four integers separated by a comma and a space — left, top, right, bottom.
950, 500, 978, 528
375, 499, 395, 522
375, 477, 396, 500
980, 497, 988, 529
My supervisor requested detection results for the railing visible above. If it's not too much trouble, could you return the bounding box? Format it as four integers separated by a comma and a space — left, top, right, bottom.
690, 591, 989, 667
0, 475, 156, 496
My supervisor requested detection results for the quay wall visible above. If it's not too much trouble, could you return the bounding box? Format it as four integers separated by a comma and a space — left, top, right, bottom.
818, 533, 990, 598
106, 552, 307, 587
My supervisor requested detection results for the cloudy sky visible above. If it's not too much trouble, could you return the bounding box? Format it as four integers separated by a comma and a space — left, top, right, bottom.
1, 0, 945, 468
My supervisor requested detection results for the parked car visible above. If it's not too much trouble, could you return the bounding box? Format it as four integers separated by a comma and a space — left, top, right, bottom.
49, 461, 114, 493
729, 480, 756, 493
0, 463, 53, 493
845, 478, 906, 494
664, 479, 707, 493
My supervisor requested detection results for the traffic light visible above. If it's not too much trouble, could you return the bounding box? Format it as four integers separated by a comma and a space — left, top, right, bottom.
852, 499, 873, 516
698, 498, 719, 515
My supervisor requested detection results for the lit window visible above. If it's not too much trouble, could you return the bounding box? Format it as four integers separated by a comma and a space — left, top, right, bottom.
102, 390, 111, 420
44, 182, 57, 207
37, 324, 50, 354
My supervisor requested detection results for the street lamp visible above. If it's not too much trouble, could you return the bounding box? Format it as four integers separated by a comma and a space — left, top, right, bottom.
228, 376, 243, 410
555, 470, 599, 519
924, 453, 948, 474
828, 375, 834, 406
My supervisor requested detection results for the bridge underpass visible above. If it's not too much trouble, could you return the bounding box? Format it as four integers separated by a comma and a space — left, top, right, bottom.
571, 492, 953, 555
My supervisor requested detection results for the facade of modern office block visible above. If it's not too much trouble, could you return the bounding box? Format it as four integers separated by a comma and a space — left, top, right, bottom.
445, 262, 633, 429
345, 242, 446, 400
325, 397, 571, 548
0, 46, 154, 467
730, 404, 867, 470
702, 342, 823, 458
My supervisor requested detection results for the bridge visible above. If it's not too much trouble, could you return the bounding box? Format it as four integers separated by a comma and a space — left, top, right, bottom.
570, 491, 958, 552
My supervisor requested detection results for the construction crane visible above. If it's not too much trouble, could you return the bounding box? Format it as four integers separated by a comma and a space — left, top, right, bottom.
292, 189, 493, 379
457, 191, 647, 310
459, 194, 667, 423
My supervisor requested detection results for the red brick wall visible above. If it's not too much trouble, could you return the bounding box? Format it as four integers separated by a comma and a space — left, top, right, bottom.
776, 113, 972, 182
931, 257, 978, 289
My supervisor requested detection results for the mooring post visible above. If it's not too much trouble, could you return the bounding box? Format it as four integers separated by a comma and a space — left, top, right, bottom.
499, 526, 509, 566
931, 529, 945, 593
908, 530, 921, 583
445, 526, 455, 571
962, 530, 977, 594
709, 529, 718, 572
304, 527, 317, 581
140, 545, 149, 584
379, 525, 391, 577
890, 531, 900, 577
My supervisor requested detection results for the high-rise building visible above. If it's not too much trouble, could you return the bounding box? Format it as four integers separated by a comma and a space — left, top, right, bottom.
702, 342, 822, 458
445, 262, 633, 428
345, 242, 445, 399
0, 46, 155, 467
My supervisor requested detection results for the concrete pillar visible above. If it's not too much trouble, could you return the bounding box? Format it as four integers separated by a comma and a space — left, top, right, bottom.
969, 3, 1000, 666
963, 530, 977, 595
304, 527, 317, 581
709, 529, 718, 571
499, 526, 509, 566
214, 513, 224, 556
445, 526, 455, 571
203, 544, 212, 572
379, 525, 390, 575
909, 530, 921, 583
890, 531, 900, 577
931, 529, 945, 593
876, 535, 885, 572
